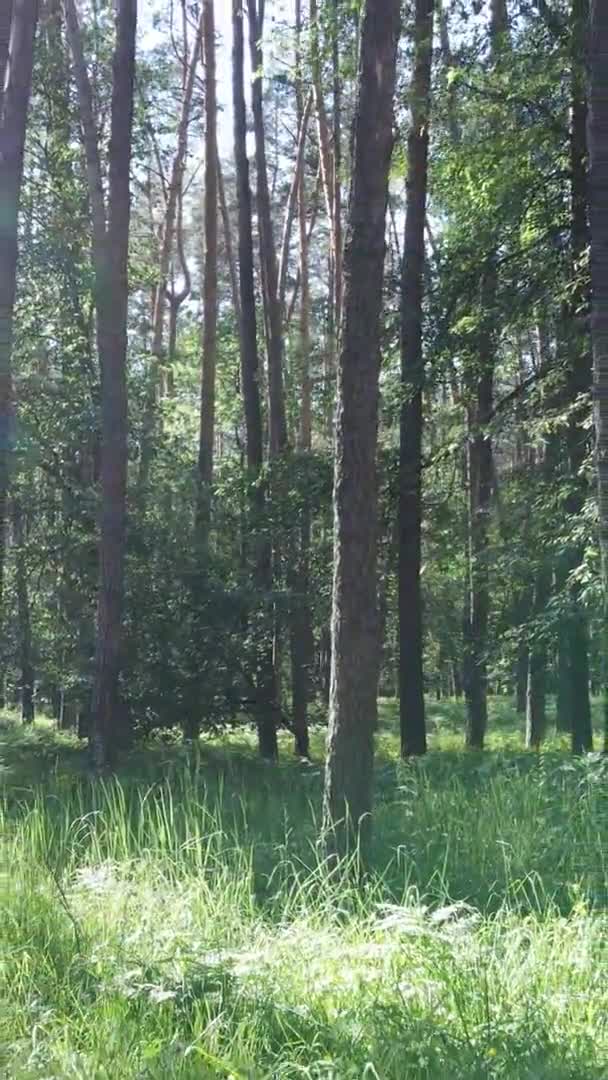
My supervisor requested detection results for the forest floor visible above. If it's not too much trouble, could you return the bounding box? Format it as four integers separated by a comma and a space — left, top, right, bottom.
2, 699, 608, 1078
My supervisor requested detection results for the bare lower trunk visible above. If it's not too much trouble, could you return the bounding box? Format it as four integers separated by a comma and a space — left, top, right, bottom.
463, 326, 494, 750
86, 0, 136, 770
399, 0, 434, 758
232, 0, 278, 760
589, 0, 608, 752
525, 568, 549, 749
0, 0, 38, 721
12, 498, 34, 723
323, 0, 400, 853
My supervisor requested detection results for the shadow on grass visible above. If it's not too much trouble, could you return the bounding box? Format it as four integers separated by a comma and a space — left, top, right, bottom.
3, 703, 608, 917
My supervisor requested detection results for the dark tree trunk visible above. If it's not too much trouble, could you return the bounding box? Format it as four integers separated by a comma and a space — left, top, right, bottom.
289, 0, 314, 757
463, 269, 495, 750
526, 567, 549, 749
232, 0, 278, 760
399, 0, 434, 758
247, 0, 287, 457
462, 1, 508, 749
198, 0, 218, 523
12, 498, 34, 724
589, 0, 608, 752
516, 641, 528, 714
561, 0, 593, 753
0, 0, 38, 721
84, 0, 137, 770
0, 1, 12, 109
323, 0, 400, 852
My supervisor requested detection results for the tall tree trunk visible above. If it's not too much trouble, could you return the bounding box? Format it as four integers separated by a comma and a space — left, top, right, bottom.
0, 0, 12, 106
198, 0, 218, 524
12, 497, 34, 723
0, 0, 38, 716
589, 0, 608, 752
399, 0, 434, 758
562, 0, 593, 753
525, 565, 549, 749
332, 0, 342, 332
247, 0, 287, 457
289, 0, 314, 757
67, 0, 137, 769
232, 0, 278, 760
463, 0, 508, 750
217, 153, 241, 327
323, 0, 400, 852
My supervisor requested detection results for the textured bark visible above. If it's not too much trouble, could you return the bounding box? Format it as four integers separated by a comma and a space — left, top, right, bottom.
515, 638, 528, 714
0, 0, 38, 703
463, 1, 507, 750
67, 0, 137, 769
332, 0, 342, 332
589, 0, 608, 751
12, 497, 34, 723
463, 301, 494, 750
151, 10, 203, 359
558, 0, 593, 753
247, 0, 287, 457
323, 0, 400, 851
198, 0, 218, 513
525, 567, 549, 749
232, 0, 278, 760
0, 0, 12, 106
217, 153, 241, 327
277, 90, 312, 313
399, 0, 434, 759
289, 0, 313, 757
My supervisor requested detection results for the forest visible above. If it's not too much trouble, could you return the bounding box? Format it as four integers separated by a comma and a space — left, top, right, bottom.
3, 0, 608, 1076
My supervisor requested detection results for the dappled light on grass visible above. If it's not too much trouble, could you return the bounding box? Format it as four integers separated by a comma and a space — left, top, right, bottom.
2, 706, 608, 1077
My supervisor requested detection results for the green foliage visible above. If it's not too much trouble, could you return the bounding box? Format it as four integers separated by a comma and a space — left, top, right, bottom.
2, 710, 608, 1078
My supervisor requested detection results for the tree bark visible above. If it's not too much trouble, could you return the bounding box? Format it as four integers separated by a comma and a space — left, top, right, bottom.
399, 0, 434, 758
589, 0, 608, 752
232, 0, 278, 760
561, 0, 593, 754
67, 0, 137, 769
463, 1, 507, 750
289, 0, 314, 757
247, 0, 288, 457
0, 0, 38, 713
0, 0, 13, 108
323, 0, 400, 853
198, 0, 218, 519
525, 566, 549, 749
12, 496, 34, 724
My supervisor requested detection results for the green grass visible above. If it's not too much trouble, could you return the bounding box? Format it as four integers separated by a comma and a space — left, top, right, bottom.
2, 700, 608, 1078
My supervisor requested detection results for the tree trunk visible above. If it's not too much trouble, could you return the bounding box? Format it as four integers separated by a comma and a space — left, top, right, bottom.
526, 567, 549, 749
232, 0, 278, 760
332, 0, 342, 332
289, 0, 314, 757
399, 0, 434, 758
247, 0, 288, 458
463, 2, 507, 749
561, 0, 593, 754
12, 497, 34, 724
198, 0, 218, 522
323, 0, 400, 853
589, 0, 608, 752
67, 0, 137, 770
515, 639, 528, 714
463, 268, 495, 749
0, 1, 12, 108
0, 0, 38, 723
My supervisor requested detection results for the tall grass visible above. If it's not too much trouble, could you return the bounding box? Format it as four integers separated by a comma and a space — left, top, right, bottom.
2, 707, 608, 1077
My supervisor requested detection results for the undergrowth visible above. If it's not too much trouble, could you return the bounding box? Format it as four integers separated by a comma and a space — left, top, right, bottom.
2, 700, 608, 1078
